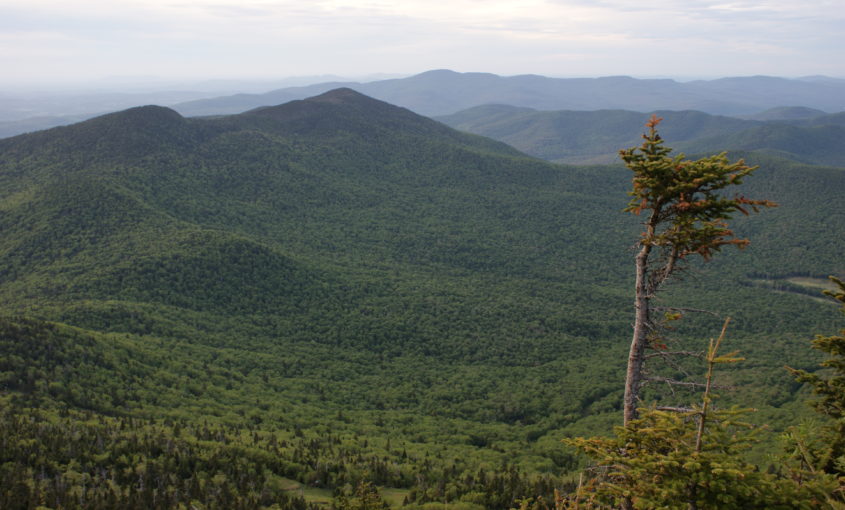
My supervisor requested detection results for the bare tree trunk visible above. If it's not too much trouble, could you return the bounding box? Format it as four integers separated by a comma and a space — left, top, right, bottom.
624, 243, 651, 426
623, 216, 659, 510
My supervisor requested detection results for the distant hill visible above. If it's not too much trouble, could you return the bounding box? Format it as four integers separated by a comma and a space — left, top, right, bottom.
676, 123, 845, 167
436, 105, 845, 166
435, 106, 761, 164
806, 111, 845, 127
741, 106, 828, 122
173, 70, 845, 117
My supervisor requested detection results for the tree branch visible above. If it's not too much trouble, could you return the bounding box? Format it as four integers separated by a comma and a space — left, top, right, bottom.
645, 350, 705, 359
644, 376, 732, 390
644, 377, 707, 388
655, 406, 695, 413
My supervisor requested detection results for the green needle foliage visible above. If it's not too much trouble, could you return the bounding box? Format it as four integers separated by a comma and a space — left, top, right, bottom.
789, 277, 845, 491
565, 406, 833, 510
565, 320, 837, 509
333, 481, 391, 510
621, 116, 776, 261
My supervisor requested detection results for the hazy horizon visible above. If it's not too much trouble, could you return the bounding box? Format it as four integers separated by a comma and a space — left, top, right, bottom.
3, 0, 843, 90
3, 70, 844, 98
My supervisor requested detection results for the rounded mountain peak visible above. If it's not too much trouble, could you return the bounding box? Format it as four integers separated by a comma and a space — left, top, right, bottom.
307, 88, 370, 105
236, 88, 463, 141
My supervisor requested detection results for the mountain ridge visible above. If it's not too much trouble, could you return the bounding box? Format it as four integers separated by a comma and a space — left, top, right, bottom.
172, 70, 845, 117
3, 70, 844, 139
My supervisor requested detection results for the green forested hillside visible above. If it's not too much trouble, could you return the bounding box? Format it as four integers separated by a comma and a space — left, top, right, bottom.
676, 124, 845, 167
436, 105, 845, 167
741, 105, 828, 121
1, 88, 844, 508
435, 106, 759, 164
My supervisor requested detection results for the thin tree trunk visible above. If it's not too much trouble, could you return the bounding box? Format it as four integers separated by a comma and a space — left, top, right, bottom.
688, 318, 731, 510
623, 212, 658, 510
624, 243, 651, 426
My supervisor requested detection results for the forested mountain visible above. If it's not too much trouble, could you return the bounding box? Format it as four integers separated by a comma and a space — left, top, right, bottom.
436, 106, 845, 166
677, 124, 845, 167
1, 88, 844, 508
435, 106, 761, 164
173, 70, 845, 117
741, 106, 828, 121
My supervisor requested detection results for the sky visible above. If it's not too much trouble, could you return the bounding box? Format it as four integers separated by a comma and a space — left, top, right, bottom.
2, 0, 844, 88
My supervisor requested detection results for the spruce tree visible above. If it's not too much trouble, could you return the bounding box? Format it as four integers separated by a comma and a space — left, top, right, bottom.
565, 320, 838, 509
789, 277, 845, 488
620, 115, 775, 425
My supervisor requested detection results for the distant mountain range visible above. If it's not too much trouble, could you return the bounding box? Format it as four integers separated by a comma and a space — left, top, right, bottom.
436, 105, 845, 165
171, 70, 845, 118
3, 70, 844, 139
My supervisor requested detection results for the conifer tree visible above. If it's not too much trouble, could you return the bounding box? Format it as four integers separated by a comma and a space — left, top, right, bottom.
620, 115, 775, 425
564, 320, 838, 509
332, 481, 390, 510
789, 277, 845, 488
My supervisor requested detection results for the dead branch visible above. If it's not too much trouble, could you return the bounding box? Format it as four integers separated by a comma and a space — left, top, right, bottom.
644, 376, 707, 389
656, 406, 695, 413
645, 350, 705, 359
644, 376, 733, 391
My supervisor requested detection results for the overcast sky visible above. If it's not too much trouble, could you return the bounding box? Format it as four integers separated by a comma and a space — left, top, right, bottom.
3, 0, 844, 87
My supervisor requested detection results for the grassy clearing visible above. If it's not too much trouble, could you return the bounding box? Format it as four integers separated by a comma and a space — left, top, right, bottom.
786, 277, 840, 292
383, 488, 411, 507
749, 277, 837, 304
275, 477, 408, 507
276, 477, 334, 506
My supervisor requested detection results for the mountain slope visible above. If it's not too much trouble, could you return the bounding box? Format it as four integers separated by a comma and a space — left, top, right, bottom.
1, 88, 633, 357
436, 107, 761, 164
741, 106, 828, 121
676, 124, 845, 167
436, 105, 845, 166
